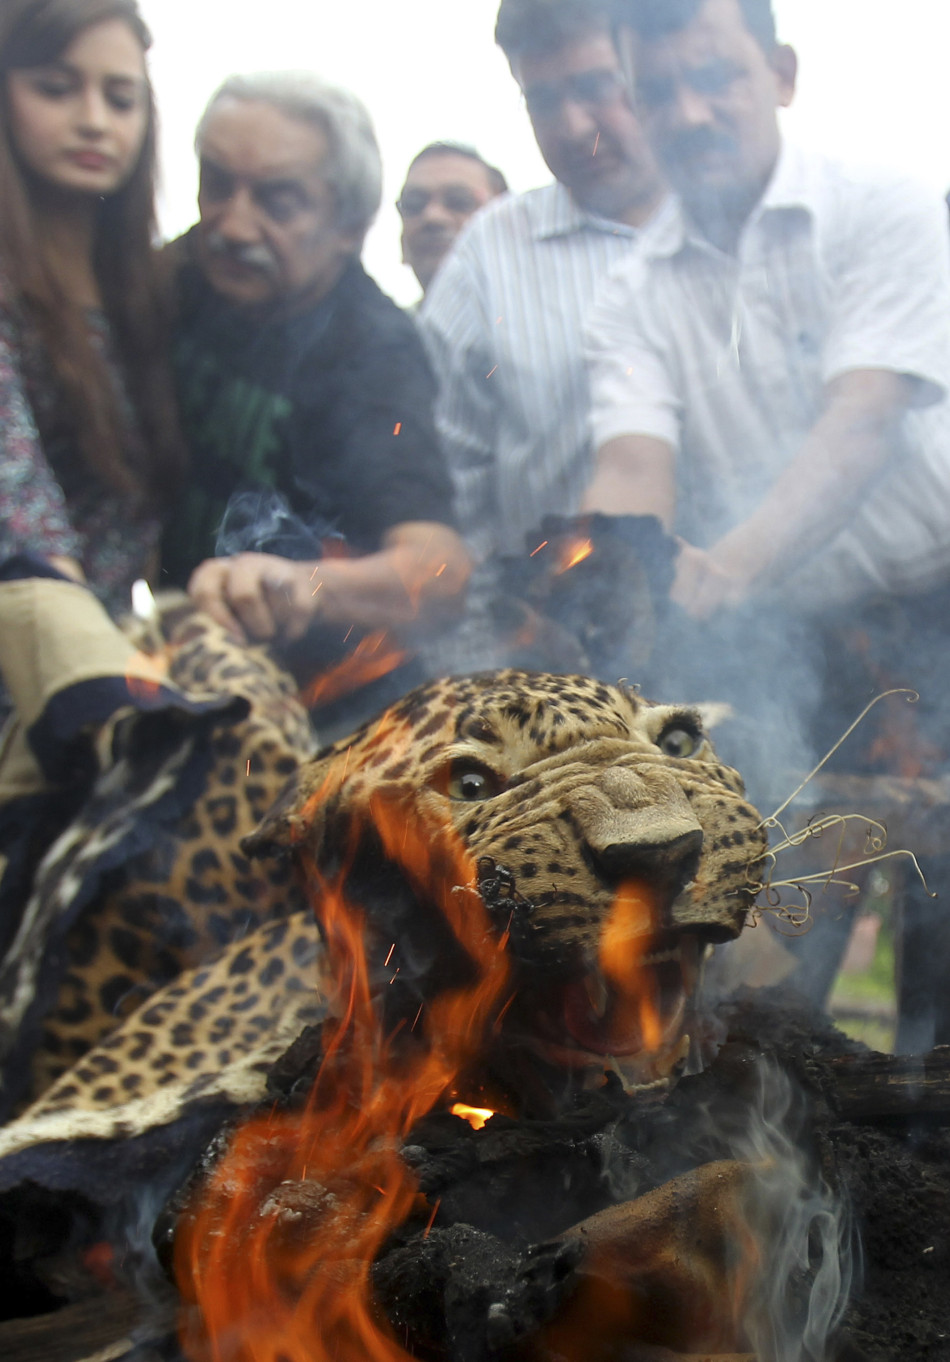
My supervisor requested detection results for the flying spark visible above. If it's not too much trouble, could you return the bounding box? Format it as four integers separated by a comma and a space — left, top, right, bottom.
530, 540, 549, 557
423, 1198, 442, 1239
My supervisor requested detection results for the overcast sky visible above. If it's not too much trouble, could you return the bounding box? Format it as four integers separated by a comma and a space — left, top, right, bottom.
139, 0, 950, 306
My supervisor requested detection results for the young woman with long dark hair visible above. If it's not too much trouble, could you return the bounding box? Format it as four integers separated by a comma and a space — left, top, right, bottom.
0, 0, 183, 614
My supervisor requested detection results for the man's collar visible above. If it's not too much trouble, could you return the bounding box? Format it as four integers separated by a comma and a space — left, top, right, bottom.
533, 180, 643, 241
648, 140, 817, 260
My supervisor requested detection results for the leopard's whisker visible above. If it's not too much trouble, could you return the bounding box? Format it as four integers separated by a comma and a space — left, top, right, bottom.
756, 688, 919, 830
747, 846, 934, 933
765, 812, 889, 859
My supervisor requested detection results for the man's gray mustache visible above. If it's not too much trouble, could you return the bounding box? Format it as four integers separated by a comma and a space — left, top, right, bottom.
204, 232, 280, 277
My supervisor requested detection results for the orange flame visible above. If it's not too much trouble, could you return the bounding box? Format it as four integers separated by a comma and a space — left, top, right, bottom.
297, 631, 407, 710
449, 1103, 495, 1131
557, 538, 594, 574
598, 881, 663, 1053
123, 648, 169, 703
175, 765, 513, 1362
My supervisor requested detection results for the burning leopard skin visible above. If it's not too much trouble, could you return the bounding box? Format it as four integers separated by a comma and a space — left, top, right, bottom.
0, 669, 768, 1156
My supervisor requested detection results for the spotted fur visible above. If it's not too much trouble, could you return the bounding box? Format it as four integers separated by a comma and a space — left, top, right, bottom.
20, 599, 315, 1107
1, 669, 767, 1155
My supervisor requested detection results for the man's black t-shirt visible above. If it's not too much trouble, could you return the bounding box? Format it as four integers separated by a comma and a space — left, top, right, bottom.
162, 244, 455, 585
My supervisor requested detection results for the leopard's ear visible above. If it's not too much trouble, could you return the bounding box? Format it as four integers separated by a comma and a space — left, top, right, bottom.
242, 745, 346, 862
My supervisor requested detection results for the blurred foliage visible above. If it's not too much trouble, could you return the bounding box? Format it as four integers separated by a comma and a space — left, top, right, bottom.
829, 909, 896, 1052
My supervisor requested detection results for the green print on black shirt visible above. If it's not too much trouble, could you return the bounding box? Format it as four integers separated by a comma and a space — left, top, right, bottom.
164, 339, 294, 584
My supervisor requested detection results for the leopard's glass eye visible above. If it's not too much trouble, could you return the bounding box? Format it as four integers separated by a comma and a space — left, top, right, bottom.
446, 762, 503, 801
657, 725, 700, 759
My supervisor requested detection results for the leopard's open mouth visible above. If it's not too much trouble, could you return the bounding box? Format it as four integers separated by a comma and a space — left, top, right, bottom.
505, 931, 707, 1089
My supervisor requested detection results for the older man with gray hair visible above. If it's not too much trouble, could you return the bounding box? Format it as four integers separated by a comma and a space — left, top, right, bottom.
163, 72, 468, 669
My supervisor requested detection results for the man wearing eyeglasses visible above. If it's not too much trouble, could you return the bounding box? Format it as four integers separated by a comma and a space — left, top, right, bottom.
582, 0, 950, 1042
398, 142, 507, 297
419, 0, 667, 671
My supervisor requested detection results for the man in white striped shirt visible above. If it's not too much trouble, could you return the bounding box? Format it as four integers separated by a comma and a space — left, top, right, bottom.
419, 0, 666, 670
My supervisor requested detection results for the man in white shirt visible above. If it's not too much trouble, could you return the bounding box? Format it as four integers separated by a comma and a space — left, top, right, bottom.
585, 0, 950, 617
420, 0, 666, 669
582, 0, 950, 1046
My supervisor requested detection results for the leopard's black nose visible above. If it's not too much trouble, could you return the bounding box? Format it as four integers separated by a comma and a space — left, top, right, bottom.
590, 826, 704, 893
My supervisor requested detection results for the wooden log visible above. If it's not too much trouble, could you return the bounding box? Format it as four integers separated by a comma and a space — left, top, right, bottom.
827, 1045, 950, 1121
0, 1289, 174, 1362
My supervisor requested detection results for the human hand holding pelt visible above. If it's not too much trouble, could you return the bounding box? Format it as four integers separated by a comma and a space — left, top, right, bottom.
188, 523, 470, 647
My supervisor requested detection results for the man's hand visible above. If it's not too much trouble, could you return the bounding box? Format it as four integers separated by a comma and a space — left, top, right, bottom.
671, 533, 762, 621
187, 524, 471, 646
188, 553, 321, 644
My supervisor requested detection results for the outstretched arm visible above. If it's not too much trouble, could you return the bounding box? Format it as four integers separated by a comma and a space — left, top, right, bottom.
671, 368, 917, 620
187, 521, 471, 645
583, 370, 918, 620
582, 433, 677, 528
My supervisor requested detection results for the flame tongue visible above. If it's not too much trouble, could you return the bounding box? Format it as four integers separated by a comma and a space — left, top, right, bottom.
175, 787, 513, 1362
545, 883, 701, 1072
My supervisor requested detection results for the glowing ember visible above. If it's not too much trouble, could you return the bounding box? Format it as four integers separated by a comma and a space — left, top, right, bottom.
123, 648, 168, 702
175, 770, 513, 1362
557, 537, 594, 573
449, 1102, 495, 1130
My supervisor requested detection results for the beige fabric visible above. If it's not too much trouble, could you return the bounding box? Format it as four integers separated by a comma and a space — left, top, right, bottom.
0, 719, 48, 801
0, 578, 167, 731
